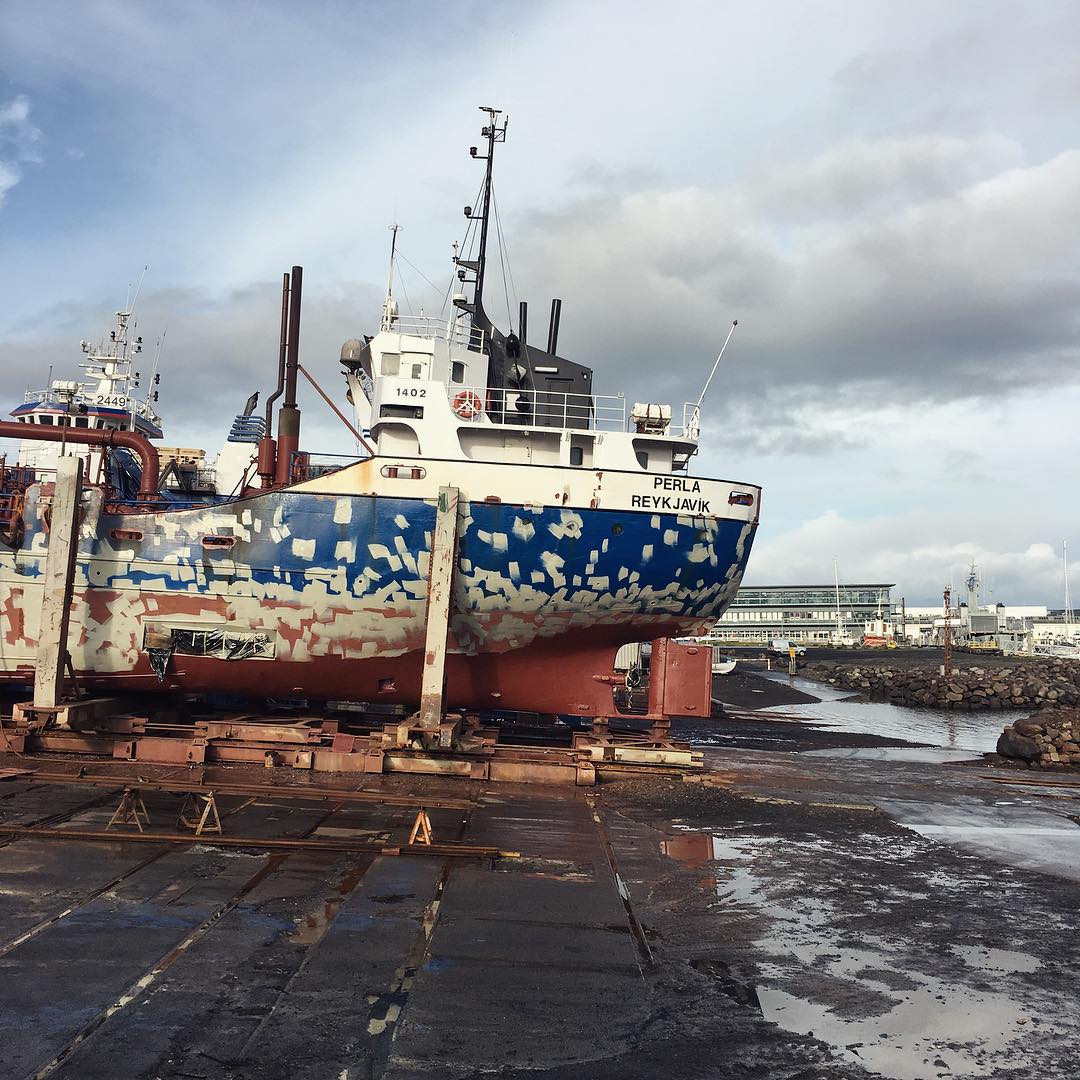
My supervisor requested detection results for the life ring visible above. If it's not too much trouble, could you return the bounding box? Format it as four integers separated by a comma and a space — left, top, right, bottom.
452, 390, 483, 421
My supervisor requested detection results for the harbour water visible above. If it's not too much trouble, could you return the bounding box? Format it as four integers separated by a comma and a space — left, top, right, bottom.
759, 672, 1023, 754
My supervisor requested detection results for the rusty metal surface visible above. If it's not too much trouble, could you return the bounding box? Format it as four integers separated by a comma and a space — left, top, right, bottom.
23, 771, 477, 809
2, 703, 703, 786
0, 824, 508, 858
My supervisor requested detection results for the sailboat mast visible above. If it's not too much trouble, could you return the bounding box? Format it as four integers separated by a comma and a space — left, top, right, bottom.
1065, 539, 1071, 638
833, 558, 844, 644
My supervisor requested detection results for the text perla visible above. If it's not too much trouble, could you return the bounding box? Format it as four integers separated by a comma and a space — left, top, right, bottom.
631, 475, 711, 512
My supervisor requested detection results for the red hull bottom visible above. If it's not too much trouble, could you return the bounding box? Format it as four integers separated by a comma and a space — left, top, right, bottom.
2, 622, 697, 716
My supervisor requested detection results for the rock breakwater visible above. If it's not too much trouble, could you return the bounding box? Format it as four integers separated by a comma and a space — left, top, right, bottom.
803, 659, 1080, 711
996, 709, 1080, 770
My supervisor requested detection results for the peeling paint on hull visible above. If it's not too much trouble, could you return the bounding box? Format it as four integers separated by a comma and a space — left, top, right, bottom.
0, 465, 757, 714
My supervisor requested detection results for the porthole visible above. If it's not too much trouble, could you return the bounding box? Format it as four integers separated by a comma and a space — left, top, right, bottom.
611, 523, 623, 536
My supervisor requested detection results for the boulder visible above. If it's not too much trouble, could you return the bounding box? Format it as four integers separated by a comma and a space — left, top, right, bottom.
997, 728, 1041, 761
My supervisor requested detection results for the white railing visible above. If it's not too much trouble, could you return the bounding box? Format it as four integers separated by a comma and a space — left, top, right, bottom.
382, 315, 485, 352
24, 388, 75, 405
679, 403, 701, 440
446, 387, 705, 439
449, 386, 626, 430
22, 387, 159, 423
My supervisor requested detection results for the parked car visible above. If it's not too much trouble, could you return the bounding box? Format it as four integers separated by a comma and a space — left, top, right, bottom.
767, 638, 807, 662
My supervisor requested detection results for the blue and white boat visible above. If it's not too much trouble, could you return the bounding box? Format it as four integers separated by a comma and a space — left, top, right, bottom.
0, 108, 760, 719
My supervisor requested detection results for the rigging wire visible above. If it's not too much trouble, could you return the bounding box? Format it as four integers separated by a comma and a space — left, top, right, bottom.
395, 251, 442, 298
491, 184, 536, 382
491, 184, 521, 322
490, 188, 515, 331
396, 269, 414, 316
439, 176, 487, 317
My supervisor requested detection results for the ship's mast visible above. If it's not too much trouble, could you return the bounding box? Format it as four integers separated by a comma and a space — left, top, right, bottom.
473, 106, 503, 311
456, 106, 507, 328
381, 223, 401, 330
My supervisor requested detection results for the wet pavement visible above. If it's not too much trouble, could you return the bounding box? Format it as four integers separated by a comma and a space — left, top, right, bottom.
1, 681, 1079, 1080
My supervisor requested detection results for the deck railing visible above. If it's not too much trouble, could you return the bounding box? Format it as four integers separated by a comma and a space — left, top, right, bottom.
447, 386, 704, 439
288, 451, 368, 483
449, 386, 625, 430
382, 316, 485, 352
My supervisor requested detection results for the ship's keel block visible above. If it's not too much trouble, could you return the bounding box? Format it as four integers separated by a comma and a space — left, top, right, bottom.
0, 695, 700, 786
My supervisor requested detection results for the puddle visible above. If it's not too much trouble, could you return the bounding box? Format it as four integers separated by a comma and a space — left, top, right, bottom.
287, 863, 367, 946
761, 674, 1027, 753
661, 830, 1052, 1078
800, 747, 980, 764
757, 977, 1032, 1080
951, 943, 1042, 974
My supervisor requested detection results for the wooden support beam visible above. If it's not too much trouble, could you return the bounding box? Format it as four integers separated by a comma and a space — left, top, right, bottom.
34, 456, 83, 711
418, 485, 459, 729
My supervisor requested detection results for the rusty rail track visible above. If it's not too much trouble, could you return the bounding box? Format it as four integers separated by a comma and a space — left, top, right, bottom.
23, 771, 477, 809
0, 824, 514, 859
980, 772, 1080, 788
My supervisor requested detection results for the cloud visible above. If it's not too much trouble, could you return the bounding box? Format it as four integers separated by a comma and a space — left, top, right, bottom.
747, 508, 1068, 607
505, 138, 1080, 435
0, 93, 43, 207
751, 134, 1023, 221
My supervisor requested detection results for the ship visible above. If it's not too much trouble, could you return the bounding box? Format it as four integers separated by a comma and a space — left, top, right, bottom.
0, 108, 760, 720
8, 300, 272, 503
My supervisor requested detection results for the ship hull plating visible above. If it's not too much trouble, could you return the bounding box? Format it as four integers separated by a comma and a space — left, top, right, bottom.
0, 460, 757, 714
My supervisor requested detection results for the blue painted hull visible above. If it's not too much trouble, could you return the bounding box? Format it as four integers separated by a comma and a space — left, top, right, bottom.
1, 484, 756, 714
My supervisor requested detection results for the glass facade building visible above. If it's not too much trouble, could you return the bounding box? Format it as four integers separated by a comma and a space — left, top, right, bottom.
712, 584, 894, 642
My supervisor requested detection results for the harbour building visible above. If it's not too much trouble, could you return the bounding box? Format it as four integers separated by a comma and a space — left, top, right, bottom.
711, 583, 894, 643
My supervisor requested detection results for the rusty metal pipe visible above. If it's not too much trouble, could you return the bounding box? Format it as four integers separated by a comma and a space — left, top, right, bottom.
284, 265, 302, 409
258, 272, 290, 489
0, 421, 159, 499
265, 272, 290, 427
275, 264, 303, 486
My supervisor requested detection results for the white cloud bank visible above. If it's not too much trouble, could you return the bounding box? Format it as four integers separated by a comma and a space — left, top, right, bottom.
0, 94, 43, 207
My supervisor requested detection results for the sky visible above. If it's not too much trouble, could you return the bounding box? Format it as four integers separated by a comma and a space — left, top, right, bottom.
1, 0, 1078, 604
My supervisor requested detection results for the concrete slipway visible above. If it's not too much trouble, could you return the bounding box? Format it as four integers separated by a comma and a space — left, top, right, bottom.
1, 679, 1079, 1079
